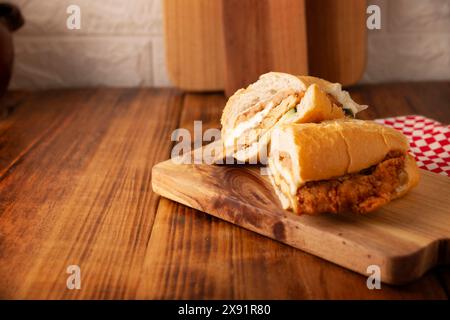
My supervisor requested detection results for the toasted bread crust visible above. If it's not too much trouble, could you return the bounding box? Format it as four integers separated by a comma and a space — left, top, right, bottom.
221, 72, 366, 162
271, 119, 409, 186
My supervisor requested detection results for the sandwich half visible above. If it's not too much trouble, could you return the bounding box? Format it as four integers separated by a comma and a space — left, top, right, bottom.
220, 72, 367, 163
268, 119, 420, 215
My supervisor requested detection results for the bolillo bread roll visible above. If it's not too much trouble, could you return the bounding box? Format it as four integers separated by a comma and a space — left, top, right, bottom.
268, 119, 420, 215
220, 72, 367, 163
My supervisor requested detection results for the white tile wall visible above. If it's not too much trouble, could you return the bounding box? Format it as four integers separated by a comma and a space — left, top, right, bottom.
363, 0, 450, 82
9, 0, 169, 89
8, 0, 450, 89
11, 0, 162, 35
12, 37, 153, 89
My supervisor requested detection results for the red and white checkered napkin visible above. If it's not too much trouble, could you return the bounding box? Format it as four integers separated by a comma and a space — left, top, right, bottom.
375, 115, 450, 177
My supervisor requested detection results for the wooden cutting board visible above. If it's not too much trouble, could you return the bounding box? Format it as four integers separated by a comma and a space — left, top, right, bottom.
164, 0, 366, 92
163, 0, 225, 91
221, 0, 309, 96
152, 155, 450, 285
306, 0, 367, 85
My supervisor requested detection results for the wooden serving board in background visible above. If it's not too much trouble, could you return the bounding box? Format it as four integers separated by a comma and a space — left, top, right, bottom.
221, 0, 308, 96
306, 0, 367, 85
152, 159, 450, 285
164, 0, 225, 91
164, 0, 366, 92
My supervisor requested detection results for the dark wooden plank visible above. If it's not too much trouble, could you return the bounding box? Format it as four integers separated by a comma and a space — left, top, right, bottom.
178, 93, 227, 135
138, 198, 446, 299
142, 85, 449, 299
348, 82, 450, 123
0, 88, 183, 299
0, 90, 94, 175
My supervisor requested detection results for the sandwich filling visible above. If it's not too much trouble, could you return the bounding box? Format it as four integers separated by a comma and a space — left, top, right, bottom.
224, 94, 301, 149
221, 74, 368, 163
225, 90, 348, 158
278, 151, 407, 215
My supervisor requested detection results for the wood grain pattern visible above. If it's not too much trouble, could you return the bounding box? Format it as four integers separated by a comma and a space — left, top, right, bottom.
152, 161, 450, 285
306, 0, 367, 85
137, 198, 446, 299
222, 0, 308, 96
164, 0, 225, 91
0, 83, 449, 299
350, 82, 450, 123
0, 90, 92, 175
0, 89, 183, 299
164, 0, 366, 92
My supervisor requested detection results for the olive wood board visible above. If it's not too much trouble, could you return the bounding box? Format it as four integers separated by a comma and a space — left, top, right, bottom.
151, 155, 450, 285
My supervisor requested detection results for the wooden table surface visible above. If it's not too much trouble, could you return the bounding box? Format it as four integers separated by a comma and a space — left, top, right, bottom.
0, 83, 449, 299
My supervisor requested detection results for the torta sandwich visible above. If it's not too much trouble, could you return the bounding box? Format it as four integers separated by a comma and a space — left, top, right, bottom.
268, 119, 420, 215
220, 72, 367, 163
